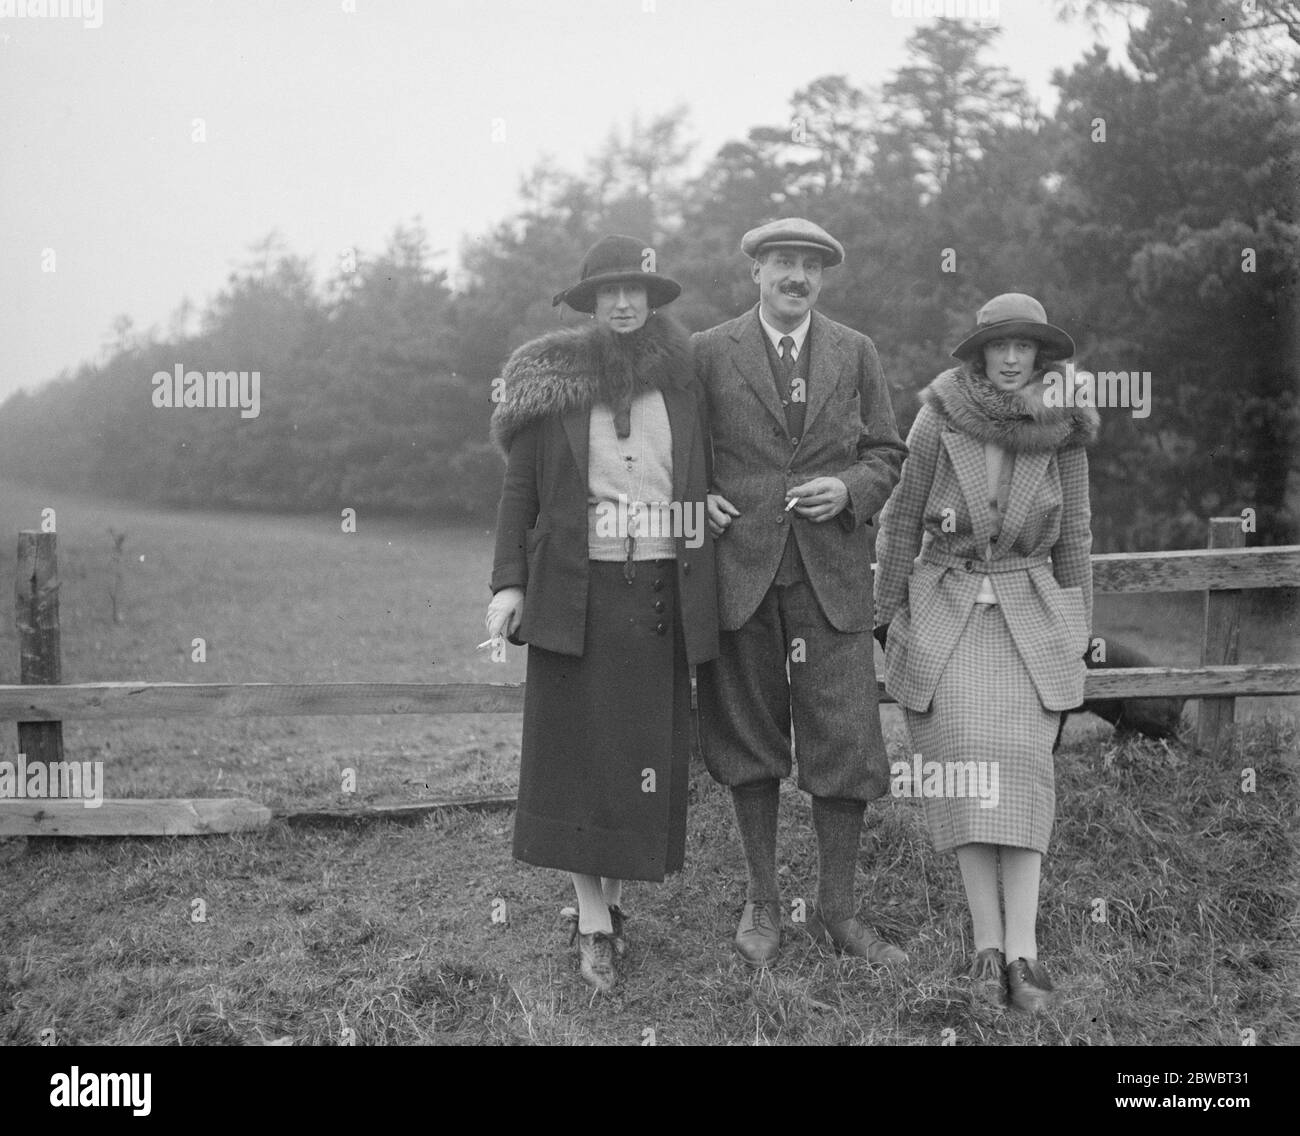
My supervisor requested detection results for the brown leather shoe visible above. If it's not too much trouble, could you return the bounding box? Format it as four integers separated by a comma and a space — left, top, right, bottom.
608, 905, 628, 958
1007, 957, 1055, 1013
734, 900, 781, 967
807, 911, 908, 967
577, 931, 620, 993
968, 947, 1007, 1010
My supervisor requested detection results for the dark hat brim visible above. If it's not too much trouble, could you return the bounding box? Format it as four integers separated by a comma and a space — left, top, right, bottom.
553, 270, 681, 314
951, 320, 1075, 361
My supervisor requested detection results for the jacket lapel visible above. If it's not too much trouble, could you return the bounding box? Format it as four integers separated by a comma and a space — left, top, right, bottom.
801, 311, 844, 435
941, 430, 996, 545
997, 449, 1050, 552
729, 307, 789, 432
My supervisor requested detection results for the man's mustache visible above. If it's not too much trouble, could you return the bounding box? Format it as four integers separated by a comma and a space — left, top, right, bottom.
779, 284, 810, 297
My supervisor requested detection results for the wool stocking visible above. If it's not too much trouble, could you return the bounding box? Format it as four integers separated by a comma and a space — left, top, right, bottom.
812, 796, 865, 924
1001, 847, 1042, 962
730, 781, 780, 903
956, 843, 1004, 953
571, 873, 614, 935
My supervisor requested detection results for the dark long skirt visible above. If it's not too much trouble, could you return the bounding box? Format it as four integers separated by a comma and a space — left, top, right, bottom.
512, 559, 691, 882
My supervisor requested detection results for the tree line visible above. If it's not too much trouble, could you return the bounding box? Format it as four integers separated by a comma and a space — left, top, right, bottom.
1, 0, 1294, 549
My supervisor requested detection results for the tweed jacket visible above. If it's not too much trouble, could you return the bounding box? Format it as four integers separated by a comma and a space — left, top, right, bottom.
874, 365, 1098, 712
489, 313, 719, 665
694, 306, 907, 632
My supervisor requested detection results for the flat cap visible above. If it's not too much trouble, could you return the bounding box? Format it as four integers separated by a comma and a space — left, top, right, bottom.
740, 218, 844, 267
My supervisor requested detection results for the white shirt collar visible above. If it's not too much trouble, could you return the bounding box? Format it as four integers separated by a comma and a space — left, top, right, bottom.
758, 308, 811, 359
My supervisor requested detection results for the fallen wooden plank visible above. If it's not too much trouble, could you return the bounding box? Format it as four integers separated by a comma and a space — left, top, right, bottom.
0, 797, 271, 836
278, 793, 518, 828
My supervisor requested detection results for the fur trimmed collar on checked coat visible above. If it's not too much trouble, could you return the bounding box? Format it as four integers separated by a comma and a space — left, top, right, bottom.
921, 363, 1099, 452
490, 312, 692, 453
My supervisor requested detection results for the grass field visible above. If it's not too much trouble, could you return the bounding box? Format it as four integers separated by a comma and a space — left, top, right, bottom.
0, 479, 1296, 1046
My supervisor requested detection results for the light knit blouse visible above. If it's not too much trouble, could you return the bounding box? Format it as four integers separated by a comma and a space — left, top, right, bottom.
976, 440, 1015, 603
586, 390, 676, 561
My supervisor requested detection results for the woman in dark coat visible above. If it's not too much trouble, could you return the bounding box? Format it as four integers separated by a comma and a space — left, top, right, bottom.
874, 293, 1098, 1013
486, 235, 719, 993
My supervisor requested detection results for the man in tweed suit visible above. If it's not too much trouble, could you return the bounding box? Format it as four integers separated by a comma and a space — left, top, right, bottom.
693, 219, 908, 967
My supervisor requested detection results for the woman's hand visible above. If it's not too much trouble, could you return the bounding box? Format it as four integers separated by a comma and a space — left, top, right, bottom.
486, 587, 525, 640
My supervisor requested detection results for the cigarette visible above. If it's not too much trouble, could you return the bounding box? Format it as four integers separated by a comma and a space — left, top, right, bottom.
477, 637, 502, 650
784, 496, 800, 511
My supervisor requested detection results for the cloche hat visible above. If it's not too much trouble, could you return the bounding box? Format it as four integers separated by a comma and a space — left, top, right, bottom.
552, 234, 681, 314
951, 293, 1075, 361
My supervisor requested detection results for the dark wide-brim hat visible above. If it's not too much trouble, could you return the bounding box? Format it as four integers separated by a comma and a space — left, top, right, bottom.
552, 234, 681, 314
740, 217, 844, 267
951, 292, 1075, 361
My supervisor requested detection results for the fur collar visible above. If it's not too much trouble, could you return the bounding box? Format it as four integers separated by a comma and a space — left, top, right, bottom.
490, 312, 692, 452
922, 364, 1099, 452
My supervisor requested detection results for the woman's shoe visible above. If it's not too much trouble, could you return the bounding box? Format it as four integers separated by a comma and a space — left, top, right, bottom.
1006, 956, 1055, 1013
608, 905, 628, 958
577, 931, 620, 993
968, 947, 1007, 1010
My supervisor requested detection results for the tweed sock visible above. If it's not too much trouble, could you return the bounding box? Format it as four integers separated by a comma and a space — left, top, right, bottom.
601, 877, 623, 910
1001, 847, 1042, 962
730, 782, 780, 903
571, 873, 614, 935
812, 796, 865, 925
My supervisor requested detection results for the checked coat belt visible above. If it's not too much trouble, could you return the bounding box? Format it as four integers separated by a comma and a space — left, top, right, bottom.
873, 399, 1095, 714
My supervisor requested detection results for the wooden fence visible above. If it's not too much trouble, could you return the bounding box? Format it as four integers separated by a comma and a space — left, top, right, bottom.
2, 518, 1297, 835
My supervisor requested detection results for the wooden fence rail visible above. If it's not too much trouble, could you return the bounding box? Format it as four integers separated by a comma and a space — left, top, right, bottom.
1, 664, 1298, 722
2, 523, 1297, 836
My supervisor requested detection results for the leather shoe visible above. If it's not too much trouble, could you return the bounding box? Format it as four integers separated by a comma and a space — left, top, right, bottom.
807, 910, 908, 967
608, 904, 628, 958
577, 931, 620, 993
1007, 956, 1055, 1013
734, 900, 781, 967
968, 947, 1007, 1010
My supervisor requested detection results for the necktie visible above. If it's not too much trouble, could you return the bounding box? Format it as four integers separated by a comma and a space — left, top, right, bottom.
779, 335, 795, 377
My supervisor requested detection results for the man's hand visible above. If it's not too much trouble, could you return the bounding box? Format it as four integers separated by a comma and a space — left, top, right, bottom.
486, 587, 525, 640
787, 477, 848, 522
707, 492, 740, 537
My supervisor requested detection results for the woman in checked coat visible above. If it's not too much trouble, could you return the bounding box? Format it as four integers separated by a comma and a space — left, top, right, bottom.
873, 293, 1098, 1012
486, 235, 718, 994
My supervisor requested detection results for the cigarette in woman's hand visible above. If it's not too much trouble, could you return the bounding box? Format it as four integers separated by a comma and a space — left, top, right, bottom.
477, 636, 503, 650
784, 496, 800, 511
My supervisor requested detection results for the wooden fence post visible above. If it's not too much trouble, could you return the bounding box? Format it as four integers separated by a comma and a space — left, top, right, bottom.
14, 531, 64, 764
1196, 517, 1245, 750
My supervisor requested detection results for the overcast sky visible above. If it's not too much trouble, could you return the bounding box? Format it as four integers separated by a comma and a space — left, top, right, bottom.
0, 0, 1134, 400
